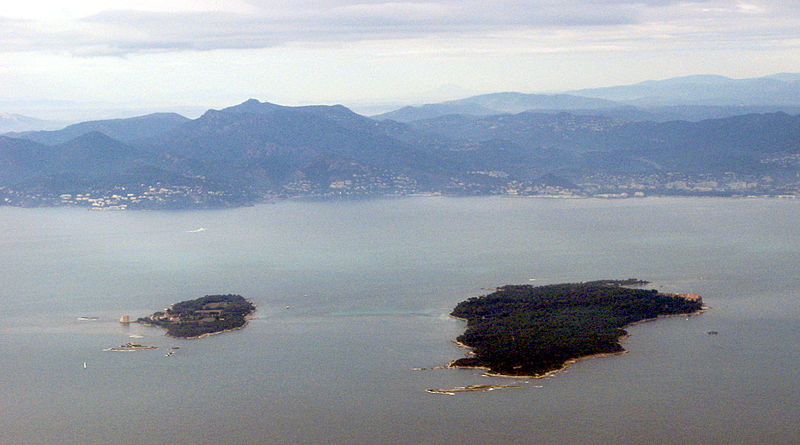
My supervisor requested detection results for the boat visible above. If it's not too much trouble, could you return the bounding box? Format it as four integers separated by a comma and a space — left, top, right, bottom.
185, 227, 206, 233
83, 362, 87, 369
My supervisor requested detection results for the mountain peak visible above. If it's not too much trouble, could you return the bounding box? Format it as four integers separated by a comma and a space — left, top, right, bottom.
640, 74, 732, 85
57, 131, 128, 149
221, 99, 284, 114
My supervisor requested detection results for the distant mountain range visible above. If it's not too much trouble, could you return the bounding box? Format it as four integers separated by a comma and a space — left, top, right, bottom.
0, 113, 65, 132
372, 93, 625, 122
373, 73, 800, 123
570, 73, 800, 106
6, 112, 190, 145
2, 74, 800, 209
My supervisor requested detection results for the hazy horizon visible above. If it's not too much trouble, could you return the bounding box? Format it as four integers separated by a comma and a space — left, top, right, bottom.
2, 1, 800, 121
3, 70, 800, 124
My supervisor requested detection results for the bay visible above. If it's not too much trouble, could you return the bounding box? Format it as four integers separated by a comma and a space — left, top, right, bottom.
1, 197, 799, 444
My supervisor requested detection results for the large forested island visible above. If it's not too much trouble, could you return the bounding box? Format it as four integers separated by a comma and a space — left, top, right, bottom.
139, 294, 256, 338
450, 280, 704, 377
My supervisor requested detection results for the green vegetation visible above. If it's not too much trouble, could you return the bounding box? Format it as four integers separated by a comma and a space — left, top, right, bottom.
139, 294, 255, 338
450, 280, 703, 376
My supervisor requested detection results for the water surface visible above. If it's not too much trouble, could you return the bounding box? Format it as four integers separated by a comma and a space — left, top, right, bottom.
1, 197, 799, 444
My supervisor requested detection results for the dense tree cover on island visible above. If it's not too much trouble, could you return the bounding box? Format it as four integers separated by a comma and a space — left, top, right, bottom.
450, 280, 703, 376
139, 294, 255, 338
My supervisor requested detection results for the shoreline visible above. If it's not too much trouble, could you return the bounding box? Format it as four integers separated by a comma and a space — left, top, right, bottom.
426, 384, 519, 395
447, 304, 707, 379
164, 320, 249, 339
7, 194, 800, 213
149, 312, 256, 340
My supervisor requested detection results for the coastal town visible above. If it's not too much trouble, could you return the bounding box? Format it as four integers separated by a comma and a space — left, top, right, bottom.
0, 184, 250, 209
1, 170, 798, 210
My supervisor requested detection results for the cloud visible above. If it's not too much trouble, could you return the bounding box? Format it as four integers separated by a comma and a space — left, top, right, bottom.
0, 0, 797, 57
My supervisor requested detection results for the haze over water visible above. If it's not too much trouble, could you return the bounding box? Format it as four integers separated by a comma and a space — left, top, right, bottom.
1, 197, 799, 444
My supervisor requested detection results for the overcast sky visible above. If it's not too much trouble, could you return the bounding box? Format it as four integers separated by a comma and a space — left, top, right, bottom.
2, 0, 799, 118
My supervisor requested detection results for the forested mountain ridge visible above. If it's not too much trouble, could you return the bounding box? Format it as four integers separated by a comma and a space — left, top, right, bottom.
2, 98, 800, 209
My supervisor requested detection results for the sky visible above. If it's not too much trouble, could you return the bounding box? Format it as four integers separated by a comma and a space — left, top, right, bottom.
1, 0, 800, 120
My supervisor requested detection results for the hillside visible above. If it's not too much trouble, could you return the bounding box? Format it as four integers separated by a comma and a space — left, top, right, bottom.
2, 97, 800, 209
10, 113, 190, 145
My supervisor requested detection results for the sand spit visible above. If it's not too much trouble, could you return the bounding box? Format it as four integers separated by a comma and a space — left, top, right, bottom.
426, 384, 519, 395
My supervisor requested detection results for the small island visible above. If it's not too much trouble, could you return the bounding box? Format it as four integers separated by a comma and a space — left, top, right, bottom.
104, 342, 159, 352
138, 294, 256, 339
426, 384, 519, 395
450, 280, 705, 377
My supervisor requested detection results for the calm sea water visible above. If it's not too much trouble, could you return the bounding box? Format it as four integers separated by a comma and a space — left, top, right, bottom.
1, 197, 799, 444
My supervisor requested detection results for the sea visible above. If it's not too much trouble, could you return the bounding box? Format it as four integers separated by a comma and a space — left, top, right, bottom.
1, 196, 799, 444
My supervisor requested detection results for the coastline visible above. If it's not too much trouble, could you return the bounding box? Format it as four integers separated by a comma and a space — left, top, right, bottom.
164, 320, 249, 339
447, 304, 707, 379
426, 384, 519, 395
8, 193, 800, 213
151, 313, 256, 340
